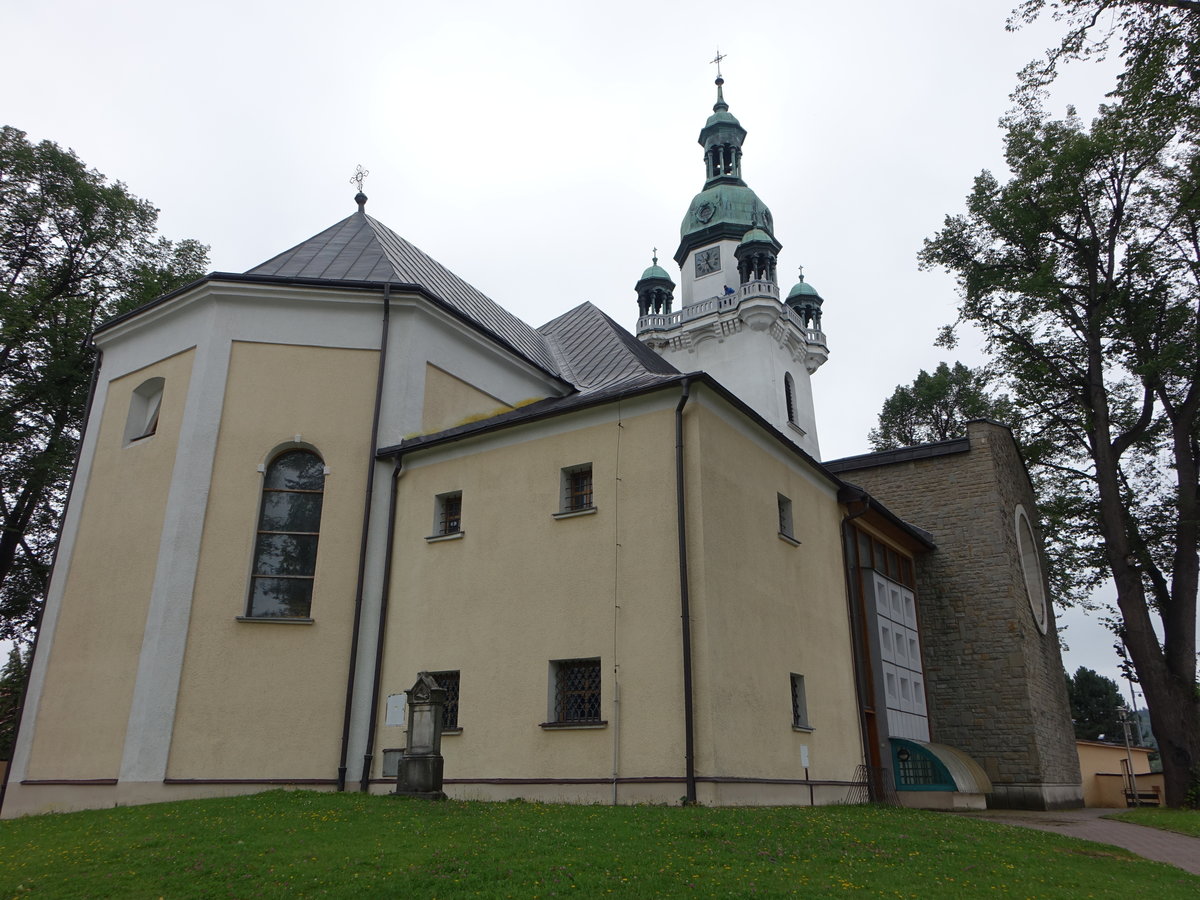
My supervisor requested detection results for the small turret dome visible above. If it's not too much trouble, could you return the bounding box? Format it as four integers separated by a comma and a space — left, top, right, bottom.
739, 227, 774, 246
640, 261, 673, 283
786, 274, 822, 306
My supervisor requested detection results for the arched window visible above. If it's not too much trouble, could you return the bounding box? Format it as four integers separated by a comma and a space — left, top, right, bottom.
247, 449, 325, 618
784, 373, 796, 425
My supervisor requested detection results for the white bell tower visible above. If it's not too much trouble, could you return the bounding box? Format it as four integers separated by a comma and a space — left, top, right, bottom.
637, 75, 829, 459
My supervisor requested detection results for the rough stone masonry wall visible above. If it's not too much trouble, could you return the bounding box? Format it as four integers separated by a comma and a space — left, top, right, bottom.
838, 422, 1081, 809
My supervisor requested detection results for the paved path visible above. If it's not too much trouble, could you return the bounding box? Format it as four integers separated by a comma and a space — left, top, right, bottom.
959, 807, 1200, 876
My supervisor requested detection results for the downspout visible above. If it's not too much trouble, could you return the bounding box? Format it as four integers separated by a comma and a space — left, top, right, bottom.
360, 458, 402, 791
0, 348, 103, 816
675, 378, 697, 805
337, 283, 391, 791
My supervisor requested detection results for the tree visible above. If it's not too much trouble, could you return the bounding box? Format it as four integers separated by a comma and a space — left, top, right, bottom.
0, 126, 208, 640
0, 644, 29, 759
868, 361, 1013, 451
1066, 666, 1126, 740
920, 94, 1200, 805
1011, 2, 1200, 130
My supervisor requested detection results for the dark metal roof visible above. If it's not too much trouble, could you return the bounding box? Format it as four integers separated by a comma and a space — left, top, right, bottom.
246, 210, 560, 375
538, 301, 680, 391
823, 436, 971, 474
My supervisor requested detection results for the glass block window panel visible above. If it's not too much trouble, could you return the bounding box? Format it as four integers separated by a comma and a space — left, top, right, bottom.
430, 670, 460, 730
247, 449, 325, 618
554, 658, 601, 723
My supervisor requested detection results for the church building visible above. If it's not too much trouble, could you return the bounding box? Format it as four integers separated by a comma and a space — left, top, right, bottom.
1, 76, 1082, 817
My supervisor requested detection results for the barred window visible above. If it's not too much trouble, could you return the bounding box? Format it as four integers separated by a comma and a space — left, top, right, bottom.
790, 673, 809, 728
435, 491, 462, 535
784, 372, 796, 424
553, 658, 601, 723
429, 670, 460, 730
560, 463, 594, 512
247, 449, 325, 618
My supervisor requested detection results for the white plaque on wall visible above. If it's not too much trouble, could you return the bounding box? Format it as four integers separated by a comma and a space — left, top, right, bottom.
385, 692, 407, 727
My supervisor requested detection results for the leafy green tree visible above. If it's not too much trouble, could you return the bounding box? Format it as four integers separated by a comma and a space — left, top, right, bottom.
868, 362, 1013, 451
0, 126, 208, 641
1011, 1, 1200, 131
1066, 666, 1126, 741
920, 93, 1200, 805
0, 644, 29, 760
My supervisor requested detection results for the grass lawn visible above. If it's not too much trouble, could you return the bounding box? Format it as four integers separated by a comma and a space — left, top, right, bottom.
1106, 806, 1200, 837
1, 790, 1197, 898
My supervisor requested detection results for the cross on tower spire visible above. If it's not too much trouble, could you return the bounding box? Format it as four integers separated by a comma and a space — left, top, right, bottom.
710, 49, 726, 78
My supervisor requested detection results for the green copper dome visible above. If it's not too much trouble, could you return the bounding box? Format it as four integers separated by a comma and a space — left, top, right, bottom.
739, 227, 774, 246
680, 184, 773, 241
786, 276, 822, 305
640, 262, 673, 282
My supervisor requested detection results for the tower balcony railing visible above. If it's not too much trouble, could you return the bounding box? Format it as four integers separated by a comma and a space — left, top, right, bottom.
638, 280, 825, 347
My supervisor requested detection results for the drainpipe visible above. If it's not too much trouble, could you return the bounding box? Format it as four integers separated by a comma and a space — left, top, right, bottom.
337, 284, 391, 791
360, 459, 403, 791
675, 378, 697, 805
0, 348, 103, 817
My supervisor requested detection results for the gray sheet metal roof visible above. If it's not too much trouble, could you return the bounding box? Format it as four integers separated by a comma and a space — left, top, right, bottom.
538, 301, 679, 391
246, 208, 560, 375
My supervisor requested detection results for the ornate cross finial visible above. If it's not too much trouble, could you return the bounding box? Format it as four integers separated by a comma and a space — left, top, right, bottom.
798, 265, 805, 281
710, 49, 727, 78
652, 246, 658, 265
350, 164, 370, 193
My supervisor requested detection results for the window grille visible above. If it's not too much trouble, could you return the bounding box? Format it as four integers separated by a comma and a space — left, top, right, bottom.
438, 492, 462, 535
560, 464, 594, 513
897, 754, 939, 786
554, 658, 601, 723
430, 670, 460, 730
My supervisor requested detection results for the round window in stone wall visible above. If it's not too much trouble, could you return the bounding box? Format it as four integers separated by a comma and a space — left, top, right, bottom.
1015, 505, 1048, 634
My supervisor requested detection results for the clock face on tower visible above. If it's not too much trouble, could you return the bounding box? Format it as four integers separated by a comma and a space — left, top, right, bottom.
695, 247, 721, 277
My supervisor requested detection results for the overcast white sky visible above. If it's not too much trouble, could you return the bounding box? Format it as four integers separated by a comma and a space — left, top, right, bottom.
8, 2, 1151, 701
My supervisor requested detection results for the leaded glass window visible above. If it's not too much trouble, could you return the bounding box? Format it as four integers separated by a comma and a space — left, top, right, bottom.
247, 449, 325, 618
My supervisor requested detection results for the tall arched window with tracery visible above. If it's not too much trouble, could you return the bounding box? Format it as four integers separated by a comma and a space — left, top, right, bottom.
784, 372, 796, 425
247, 449, 325, 618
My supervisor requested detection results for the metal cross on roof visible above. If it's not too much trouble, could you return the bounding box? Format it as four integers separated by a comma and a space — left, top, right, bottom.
349, 164, 370, 193
710, 49, 727, 77
652, 246, 658, 265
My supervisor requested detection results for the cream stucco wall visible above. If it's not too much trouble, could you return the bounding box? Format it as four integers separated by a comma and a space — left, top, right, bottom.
376, 398, 686, 795
684, 395, 863, 791
167, 342, 377, 779
420, 363, 515, 435
372, 385, 864, 804
25, 350, 195, 780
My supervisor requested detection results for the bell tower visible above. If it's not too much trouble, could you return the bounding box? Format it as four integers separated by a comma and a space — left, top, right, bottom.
637, 74, 829, 458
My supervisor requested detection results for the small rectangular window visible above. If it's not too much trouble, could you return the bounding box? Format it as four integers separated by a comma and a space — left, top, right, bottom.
790, 673, 809, 728
429, 670, 460, 730
560, 463, 594, 512
777, 493, 793, 538
551, 658, 602, 724
435, 491, 462, 535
